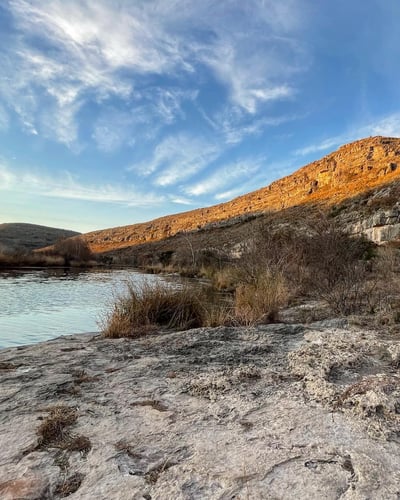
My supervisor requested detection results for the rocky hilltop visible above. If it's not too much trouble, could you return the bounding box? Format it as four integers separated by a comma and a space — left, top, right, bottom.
82, 136, 400, 254
1, 319, 400, 499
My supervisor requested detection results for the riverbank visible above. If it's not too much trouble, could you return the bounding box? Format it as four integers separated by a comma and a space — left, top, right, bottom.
1, 320, 400, 499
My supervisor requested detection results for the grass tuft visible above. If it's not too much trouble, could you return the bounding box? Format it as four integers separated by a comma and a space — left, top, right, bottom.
54, 472, 85, 497
102, 282, 210, 338
37, 405, 77, 448
37, 405, 91, 455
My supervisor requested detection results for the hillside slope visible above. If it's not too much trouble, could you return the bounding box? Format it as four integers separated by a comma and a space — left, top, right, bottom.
0, 223, 80, 252
82, 136, 400, 254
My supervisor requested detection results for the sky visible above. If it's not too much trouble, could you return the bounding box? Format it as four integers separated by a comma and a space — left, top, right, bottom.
1, 1, 400, 233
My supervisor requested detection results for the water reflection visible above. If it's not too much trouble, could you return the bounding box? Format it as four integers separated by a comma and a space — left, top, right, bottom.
0, 268, 169, 348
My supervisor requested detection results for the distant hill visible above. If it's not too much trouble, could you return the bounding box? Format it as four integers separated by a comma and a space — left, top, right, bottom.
79, 136, 400, 254
0, 223, 80, 252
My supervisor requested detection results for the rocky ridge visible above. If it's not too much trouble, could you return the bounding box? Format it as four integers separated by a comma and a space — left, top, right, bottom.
1, 320, 400, 499
81, 136, 400, 254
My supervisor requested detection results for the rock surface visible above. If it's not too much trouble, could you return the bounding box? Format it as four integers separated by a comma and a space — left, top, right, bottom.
1, 322, 400, 499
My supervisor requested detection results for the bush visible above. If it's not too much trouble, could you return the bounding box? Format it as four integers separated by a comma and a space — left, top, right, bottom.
53, 237, 94, 264
238, 216, 377, 316
234, 271, 289, 325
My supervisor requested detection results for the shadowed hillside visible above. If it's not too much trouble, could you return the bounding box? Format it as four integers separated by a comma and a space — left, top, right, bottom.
0, 223, 80, 252
80, 136, 400, 254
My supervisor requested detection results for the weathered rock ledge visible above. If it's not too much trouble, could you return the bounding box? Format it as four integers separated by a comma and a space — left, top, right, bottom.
1, 322, 400, 499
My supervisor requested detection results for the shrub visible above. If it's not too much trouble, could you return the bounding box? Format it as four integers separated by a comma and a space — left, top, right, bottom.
232, 215, 378, 317
234, 271, 289, 325
53, 237, 94, 264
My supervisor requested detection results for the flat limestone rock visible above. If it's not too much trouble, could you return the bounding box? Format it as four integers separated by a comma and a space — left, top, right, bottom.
1, 324, 400, 499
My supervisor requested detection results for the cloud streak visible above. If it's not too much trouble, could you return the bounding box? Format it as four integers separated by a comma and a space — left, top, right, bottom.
133, 133, 221, 187
0, 163, 164, 207
295, 113, 400, 157
184, 157, 264, 197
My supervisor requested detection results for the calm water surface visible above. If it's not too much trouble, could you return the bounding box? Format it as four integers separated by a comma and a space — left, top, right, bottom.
0, 268, 171, 348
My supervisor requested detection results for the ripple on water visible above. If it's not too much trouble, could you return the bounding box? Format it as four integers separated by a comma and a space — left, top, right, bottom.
0, 268, 168, 348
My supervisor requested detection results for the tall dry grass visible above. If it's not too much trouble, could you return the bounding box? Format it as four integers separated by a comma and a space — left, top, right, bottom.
234, 271, 289, 325
102, 282, 226, 338
0, 250, 65, 267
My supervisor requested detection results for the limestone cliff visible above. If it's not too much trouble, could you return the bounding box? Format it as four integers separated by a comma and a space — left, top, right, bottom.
82, 136, 400, 253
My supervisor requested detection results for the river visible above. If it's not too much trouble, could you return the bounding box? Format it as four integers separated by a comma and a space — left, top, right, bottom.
0, 268, 173, 348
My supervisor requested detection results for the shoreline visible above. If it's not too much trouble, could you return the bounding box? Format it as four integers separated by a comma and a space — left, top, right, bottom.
0, 332, 101, 351
1, 320, 400, 498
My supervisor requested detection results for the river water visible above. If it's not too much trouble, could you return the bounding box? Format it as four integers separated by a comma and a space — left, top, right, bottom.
0, 268, 171, 348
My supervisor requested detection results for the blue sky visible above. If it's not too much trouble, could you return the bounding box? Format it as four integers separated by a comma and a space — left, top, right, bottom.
1, 0, 400, 232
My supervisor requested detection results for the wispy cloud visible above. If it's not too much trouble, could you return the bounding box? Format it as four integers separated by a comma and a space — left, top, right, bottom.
295, 113, 400, 157
184, 157, 263, 197
295, 137, 344, 157
133, 133, 221, 186
168, 196, 194, 206
0, 163, 163, 207
203, 106, 301, 145
0, 104, 10, 132
92, 88, 199, 153
367, 114, 400, 137
1, 0, 306, 149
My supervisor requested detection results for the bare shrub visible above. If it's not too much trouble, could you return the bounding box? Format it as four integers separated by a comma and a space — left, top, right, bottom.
368, 246, 400, 324
0, 249, 65, 267
235, 215, 376, 316
53, 237, 94, 264
301, 219, 376, 315
234, 271, 289, 325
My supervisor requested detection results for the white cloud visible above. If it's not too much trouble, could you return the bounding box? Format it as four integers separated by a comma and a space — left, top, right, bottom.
295, 113, 400, 158
0, 163, 163, 207
295, 137, 344, 157
2, 0, 306, 148
198, 36, 298, 114
367, 114, 400, 137
133, 133, 221, 186
91, 88, 199, 153
214, 188, 246, 201
169, 196, 194, 206
0, 165, 14, 187
185, 158, 263, 197
204, 105, 301, 145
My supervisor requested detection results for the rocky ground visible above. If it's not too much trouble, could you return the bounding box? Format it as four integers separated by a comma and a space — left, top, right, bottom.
1, 319, 400, 499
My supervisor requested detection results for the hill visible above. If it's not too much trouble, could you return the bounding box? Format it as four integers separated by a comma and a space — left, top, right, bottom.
81, 136, 400, 255
0, 223, 80, 252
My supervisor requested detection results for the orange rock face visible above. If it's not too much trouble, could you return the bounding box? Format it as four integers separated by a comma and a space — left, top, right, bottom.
84, 136, 400, 253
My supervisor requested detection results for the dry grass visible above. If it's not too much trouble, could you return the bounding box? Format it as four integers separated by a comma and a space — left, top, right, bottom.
234, 271, 289, 325
37, 405, 91, 454
37, 405, 77, 448
102, 282, 209, 338
102, 218, 400, 338
0, 251, 65, 267
102, 280, 238, 338
54, 472, 84, 497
